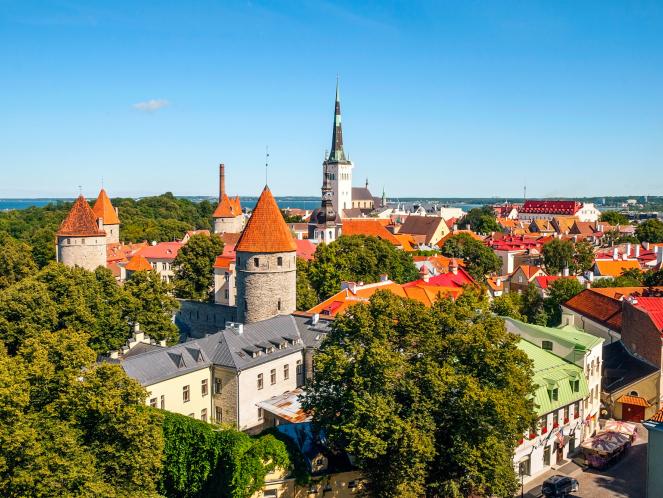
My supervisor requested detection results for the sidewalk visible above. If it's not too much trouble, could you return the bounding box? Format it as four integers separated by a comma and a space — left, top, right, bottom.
518, 460, 583, 498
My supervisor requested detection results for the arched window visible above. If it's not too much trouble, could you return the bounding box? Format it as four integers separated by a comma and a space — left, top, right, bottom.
629, 390, 639, 397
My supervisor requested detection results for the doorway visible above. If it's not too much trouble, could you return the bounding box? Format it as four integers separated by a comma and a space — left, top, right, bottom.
555, 442, 564, 465
622, 403, 645, 422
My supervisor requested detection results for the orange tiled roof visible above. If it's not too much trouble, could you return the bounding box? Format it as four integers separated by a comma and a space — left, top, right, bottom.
394, 233, 417, 251
232, 196, 242, 214
125, 254, 153, 272
564, 289, 622, 332
213, 255, 235, 270
591, 287, 663, 300
57, 195, 106, 237
213, 194, 238, 218
92, 188, 120, 225
594, 259, 641, 277
515, 264, 546, 280
436, 230, 484, 247
650, 407, 663, 422
341, 219, 402, 246
235, 186, 297, 253
616, 394, 651, 407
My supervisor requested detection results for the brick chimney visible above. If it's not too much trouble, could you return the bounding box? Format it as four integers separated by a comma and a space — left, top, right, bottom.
219, 163, 226, 202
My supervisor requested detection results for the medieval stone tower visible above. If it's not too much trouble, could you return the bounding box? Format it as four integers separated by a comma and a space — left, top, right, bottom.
92, 188, 120, 243
235, 186, 297, 324
213, 163, 244, 234
56, 194, 108, 271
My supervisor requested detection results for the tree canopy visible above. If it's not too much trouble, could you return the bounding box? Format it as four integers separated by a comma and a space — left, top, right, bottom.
295, 259, 319, 311
439, 233, 501, 281
308, 235, 420, 301
173, 234, 224, 300
542, 239, 574, 275
0, 234, 37, 290
600, 211, 630, 226
304, 290, 536, 497
545, 278, 585, 325
636, 219, 663, 243
458, 206, 501, 234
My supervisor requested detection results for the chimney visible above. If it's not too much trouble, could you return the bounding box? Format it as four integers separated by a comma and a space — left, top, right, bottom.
453, 224, 458, 232
341, 281, 358, 294
423, 272, 430, 283
635, 245, 641, 257
626, 243, 632, 258
587, 271, 594, 283
219, 163, 226, 201
643, 241, 650, 250
379, 273, 389, 282
97, 217, 104, 231
658, 247, 663, 266
613, 247, 619, 260
226, 322, 243, 335
311, 313, 320, 325
562, 267, 569, 277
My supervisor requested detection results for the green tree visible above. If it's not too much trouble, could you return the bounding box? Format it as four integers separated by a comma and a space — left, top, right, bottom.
542, 239, 574, 275
440, 233, 501, 281
304, 290, 535, 497
573, 241, 595, 274
308, 236, 419, 300
636, 219, 663, 243
545, 278, 584, 326
173, 234, 224, 300
643, 269, 663, 287
521, 283, 548, 325
124, 270, 180, 344
600, 211, 630, 225
0, 235, 37, 290
490, 292, 525, 321
295, 259, 319, 311
458, 206, 501, 234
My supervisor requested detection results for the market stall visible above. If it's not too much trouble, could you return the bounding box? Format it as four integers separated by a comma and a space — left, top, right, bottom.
580, 430, 632, 469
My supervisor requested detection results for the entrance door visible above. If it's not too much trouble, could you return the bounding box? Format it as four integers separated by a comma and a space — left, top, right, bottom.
555, 443, 563, 465
623, 403, 645, 422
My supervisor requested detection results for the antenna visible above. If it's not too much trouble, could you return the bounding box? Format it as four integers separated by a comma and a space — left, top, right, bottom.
265, 145, 269, 186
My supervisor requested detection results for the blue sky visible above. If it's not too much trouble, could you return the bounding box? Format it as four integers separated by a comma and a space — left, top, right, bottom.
1, 1, 662, 198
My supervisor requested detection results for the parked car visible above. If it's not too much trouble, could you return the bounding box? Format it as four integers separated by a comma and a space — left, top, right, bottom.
541, 475, 579, 497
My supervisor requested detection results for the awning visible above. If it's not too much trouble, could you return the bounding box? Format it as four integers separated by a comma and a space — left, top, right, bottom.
616, 394, 651, 407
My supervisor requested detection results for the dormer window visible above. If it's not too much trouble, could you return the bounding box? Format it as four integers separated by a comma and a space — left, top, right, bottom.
549, 387, 559, 401
542, 340, 553, 351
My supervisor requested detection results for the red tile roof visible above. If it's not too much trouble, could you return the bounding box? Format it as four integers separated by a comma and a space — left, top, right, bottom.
295, 239, 316, 261
235, 186, 297, 253
57, 195, 106, 237
403, 265, 476, 289
213, 194, 238, 218
634, 297, 663, 332
521, 200, 582, 215
137, 241, 183, 260
616, 394, 651, 407
213, 255, 235, 270
564, 289, 622, 332
125, 254, 153, 272
341, 219, 402, 246
92, 189, 120, 225
515, 264, 545, 280
535, 275, 562, 290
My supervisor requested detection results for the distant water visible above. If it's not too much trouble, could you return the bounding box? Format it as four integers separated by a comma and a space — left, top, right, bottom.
0, 197, 484, 212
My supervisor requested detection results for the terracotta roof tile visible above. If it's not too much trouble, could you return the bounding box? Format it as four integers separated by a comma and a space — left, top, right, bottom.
235, 186, 297, 253
650, 407, 663, 422
564, 289, 622, 332
634, 297, 663, 332
616, 394, 651, 407
92, 189, 120, 225
213, 194, 238, 218
341, 219, 402, 246
125, 254, 153, 272
137, 241, 183, 260
594, 259, 641, 277
213, 255, 235, 270
57, 195, 106, 237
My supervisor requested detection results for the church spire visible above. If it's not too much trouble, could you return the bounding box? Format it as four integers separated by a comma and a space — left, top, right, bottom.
328, 77, 347, 162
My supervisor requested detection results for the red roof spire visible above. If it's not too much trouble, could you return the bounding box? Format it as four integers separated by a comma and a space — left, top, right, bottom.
92, 188, 120, 225
57, 195, 106, 236
235, 186, 296, 253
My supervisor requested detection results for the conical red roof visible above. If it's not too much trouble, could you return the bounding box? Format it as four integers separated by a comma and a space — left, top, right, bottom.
125, 254, 153, 272
57, 195, 106, 236
235, 186, 296, 253
213, 193, 237, 218
92, 188, 120, 225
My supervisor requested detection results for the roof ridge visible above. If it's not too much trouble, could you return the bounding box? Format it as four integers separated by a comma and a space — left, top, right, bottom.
57, 195, 106, 237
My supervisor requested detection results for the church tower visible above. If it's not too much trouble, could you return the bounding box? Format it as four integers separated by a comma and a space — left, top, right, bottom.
326, 80, 353, 218
235, 186, 297, 324
92, 188, 120, 243
308, 159, 342, 243
56, 195, 107, 271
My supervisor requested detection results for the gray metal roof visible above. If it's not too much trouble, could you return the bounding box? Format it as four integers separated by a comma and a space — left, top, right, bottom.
118, 314, 311, 385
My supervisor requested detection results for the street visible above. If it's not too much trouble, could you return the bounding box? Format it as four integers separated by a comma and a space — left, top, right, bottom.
521, 424, 647, 498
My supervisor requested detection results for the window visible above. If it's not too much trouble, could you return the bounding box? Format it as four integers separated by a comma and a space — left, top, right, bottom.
201, 408, 207, 422
284, 364, 289, 380
296, 359, 303, 375
183, 385, 190, 403
571, 379, 580, 392
254, 257, 259, 267
574, 401, 580, 418
277, 299, 281, 311
543, 445, 551, 466
277, 256, 283, 266
564, 406, 570, 422
244, 299, 248, 311
258, 407, 263, 420
224, 289, 229, 299
549, 387, 559, 402
629, 390, 639, 397
553, 411, 559, 427
215, 406, 222, 423
542, 340, 553, 351
539, 416, 547, 433
215, 378, 222, 394
257, 373, 264, 390
270, 369, 276, 385
149, 397, 157, 408
201, 379, 208, 396
160, 395, 165, 409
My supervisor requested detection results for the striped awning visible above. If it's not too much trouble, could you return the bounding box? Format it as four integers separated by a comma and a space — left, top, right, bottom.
616, 394, 651, 407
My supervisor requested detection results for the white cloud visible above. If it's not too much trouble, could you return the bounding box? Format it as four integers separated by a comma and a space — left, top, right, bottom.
132, 99, 170, 112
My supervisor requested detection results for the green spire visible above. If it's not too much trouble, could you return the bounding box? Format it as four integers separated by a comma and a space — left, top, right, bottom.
328, 77, 347, 162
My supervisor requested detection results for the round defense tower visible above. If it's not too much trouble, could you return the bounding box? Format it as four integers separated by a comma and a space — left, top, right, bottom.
56, 195, 107, 271
235, 186, 297, 324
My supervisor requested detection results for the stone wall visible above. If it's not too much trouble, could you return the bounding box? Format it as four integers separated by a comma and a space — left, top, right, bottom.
213, 366, 238, 427
57, 235, 107, 271
236, 250, 296, 323
213, 216, 244, 234
104, 223, 120, 244
175, 300, 237, 338
622, 301, 662, 369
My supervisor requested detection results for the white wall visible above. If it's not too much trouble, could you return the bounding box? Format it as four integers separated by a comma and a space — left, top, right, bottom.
237, 351, 304, 430
330, 161, 354, 216
144, 367, 213, 421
